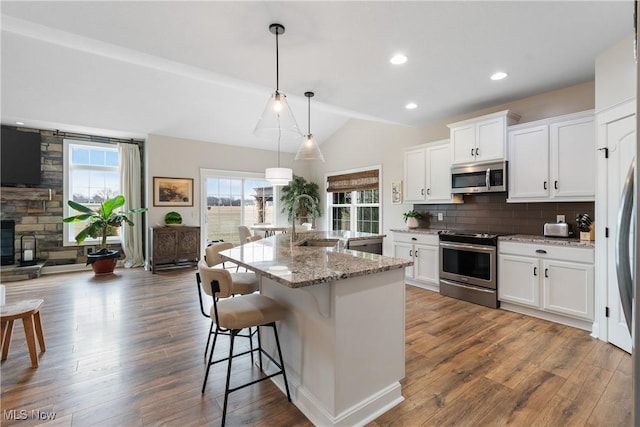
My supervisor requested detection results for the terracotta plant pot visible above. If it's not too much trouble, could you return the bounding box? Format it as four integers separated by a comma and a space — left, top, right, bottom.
91, 257, 118, 275
87, 249, 120, 275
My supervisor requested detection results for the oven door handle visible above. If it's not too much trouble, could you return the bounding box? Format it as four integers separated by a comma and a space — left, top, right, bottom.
439, 241, 497, 253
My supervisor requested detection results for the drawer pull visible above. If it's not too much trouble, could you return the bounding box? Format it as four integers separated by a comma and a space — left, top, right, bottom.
411, 237, 417, 241
535, 249, 547, 254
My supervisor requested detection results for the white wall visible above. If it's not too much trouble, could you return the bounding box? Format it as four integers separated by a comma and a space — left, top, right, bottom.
306, 120, 424, 254
595, 33, 636, 111
145, 133, 297, 250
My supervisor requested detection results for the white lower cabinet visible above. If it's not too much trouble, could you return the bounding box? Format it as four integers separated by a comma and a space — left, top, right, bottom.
393, 232, 439, 290
498, 241, 594, 331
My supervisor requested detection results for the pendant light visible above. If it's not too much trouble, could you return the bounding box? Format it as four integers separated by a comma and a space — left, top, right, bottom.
295, 91, 325, 162
265, 130, 293, 185
256, 23, 298, 186
254, 23, 301, 140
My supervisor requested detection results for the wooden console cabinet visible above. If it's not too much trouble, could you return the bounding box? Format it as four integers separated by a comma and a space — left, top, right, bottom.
151, 226, 200, 273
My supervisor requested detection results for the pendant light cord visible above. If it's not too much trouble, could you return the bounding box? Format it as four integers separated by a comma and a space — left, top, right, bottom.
307, 96, 311, 135
277, 126, 281, 167
275, 28, 280, 93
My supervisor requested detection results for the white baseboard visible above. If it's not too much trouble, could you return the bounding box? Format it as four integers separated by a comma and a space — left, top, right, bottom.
42, 260, 126, 275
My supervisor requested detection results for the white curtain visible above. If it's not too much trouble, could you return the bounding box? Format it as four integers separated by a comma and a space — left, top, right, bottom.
119, 143, 145, 268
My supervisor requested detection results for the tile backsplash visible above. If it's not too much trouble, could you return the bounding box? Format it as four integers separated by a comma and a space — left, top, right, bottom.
413, 193, 595, 236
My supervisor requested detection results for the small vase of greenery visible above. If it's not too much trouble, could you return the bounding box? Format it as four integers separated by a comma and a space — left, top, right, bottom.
403, 210, 422, 229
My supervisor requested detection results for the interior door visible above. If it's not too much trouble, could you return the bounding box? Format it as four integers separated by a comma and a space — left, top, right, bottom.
606, 109, 635, 353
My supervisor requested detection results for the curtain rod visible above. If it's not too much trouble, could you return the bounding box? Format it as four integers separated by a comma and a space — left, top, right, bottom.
1, 124, 144, 145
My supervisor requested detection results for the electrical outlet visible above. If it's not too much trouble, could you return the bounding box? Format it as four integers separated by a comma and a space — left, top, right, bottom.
437, 213, 444, 221
557, 215, 565, 223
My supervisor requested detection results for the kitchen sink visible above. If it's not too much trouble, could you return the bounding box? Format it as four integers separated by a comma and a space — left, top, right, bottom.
296, 238, 339, 248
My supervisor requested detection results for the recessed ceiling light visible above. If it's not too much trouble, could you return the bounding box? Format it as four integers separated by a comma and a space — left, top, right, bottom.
390, 54, 408, 65
405, 102, 418, 110
490, 71, 508, 81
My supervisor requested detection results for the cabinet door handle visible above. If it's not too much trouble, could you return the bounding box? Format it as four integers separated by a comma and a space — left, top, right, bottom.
421, 188, 425, 196
533, 267, 537, 276
427, 188, 430, 195
415, 249, 419, 257
409, 249, 413, 257
471, 148, 475, 157
475, 148, 479, 157
544, 268, 549, 278
543, 181, 547, 190
554, 180, 558, 190
535, 249, 547, 254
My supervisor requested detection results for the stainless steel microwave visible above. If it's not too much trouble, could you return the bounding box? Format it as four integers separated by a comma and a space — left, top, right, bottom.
451, 160, 507, 194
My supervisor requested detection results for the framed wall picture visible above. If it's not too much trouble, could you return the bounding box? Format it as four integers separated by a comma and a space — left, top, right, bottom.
391, 180, 402, 204
153, 177, 194, 207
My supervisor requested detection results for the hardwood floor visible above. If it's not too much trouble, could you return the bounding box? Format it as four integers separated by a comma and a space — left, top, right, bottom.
0, 268, 631, 426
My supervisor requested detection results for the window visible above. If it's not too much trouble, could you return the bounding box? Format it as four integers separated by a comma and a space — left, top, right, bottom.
327, 168, 380, 233
63, 140, 120, 246
202, 171, 274, 245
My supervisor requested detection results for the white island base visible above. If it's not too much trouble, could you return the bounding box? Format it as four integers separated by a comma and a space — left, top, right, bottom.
259, 268, 406, 426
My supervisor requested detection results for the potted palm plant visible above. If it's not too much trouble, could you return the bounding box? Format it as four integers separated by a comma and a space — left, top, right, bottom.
63, 195, 147, 274
280, 176, 322, 225
403, 210, 423, 229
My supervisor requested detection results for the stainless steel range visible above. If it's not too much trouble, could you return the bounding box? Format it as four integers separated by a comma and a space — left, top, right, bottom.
438, 231, 499, 308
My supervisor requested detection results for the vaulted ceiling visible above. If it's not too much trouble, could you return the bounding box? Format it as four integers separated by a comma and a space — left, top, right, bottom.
1, 1, 633, 153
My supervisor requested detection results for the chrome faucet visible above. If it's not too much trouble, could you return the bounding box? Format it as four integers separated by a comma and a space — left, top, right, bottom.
291, 194, 316, 239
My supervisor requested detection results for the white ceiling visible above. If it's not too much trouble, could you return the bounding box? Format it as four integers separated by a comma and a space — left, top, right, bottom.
0, 1, 633, 153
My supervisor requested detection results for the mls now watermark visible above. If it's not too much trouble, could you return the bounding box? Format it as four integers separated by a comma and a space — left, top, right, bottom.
4, 409, 57, 421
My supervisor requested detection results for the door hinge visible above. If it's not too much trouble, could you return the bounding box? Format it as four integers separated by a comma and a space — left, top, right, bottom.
597, 147, 609, 158
605, 306, 610, 317
605, 227, 609, 238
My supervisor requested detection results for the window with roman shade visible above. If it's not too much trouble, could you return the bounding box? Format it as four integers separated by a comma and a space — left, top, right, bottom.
327, 168, 380, 233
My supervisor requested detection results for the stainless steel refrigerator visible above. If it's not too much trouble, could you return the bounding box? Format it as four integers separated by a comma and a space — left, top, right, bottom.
616, 156, 638, 426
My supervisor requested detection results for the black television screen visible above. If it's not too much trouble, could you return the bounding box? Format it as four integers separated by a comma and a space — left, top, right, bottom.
1, 127, 42, 185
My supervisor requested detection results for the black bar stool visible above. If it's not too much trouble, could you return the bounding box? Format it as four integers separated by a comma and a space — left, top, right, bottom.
197, 263, 291, 426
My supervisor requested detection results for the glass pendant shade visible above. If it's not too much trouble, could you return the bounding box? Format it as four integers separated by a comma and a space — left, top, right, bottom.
295, 134, 325, 162
265, 167, 293, 186
254, 91, 301, 140
295, 91, 324, 162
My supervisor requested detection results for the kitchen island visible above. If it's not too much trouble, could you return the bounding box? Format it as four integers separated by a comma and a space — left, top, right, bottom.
220, 231, 412, 426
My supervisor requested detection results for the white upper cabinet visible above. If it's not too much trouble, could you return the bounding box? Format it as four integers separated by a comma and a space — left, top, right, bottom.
448, 110, 520, 165
404, 140, 461, 204
550, 115, 596, 199
404, 148, 427, 202
507, 110, 595, 203
425, 143, 453, 202
508, 125, 550, 199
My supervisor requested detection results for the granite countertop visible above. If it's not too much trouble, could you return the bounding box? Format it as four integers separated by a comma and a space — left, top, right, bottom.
219, 231, 412, 289
499, 234, 595, 248
390, 228, 442, 235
